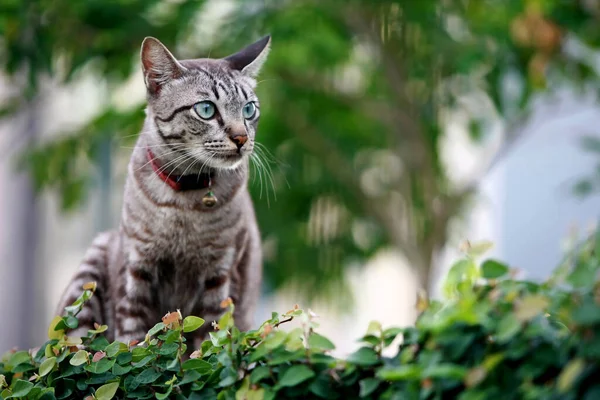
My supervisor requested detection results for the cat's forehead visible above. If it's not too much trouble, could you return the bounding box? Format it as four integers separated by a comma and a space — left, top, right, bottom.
177, 58, 255, 99
180, 58, 229, 76
179, 59, 246, 86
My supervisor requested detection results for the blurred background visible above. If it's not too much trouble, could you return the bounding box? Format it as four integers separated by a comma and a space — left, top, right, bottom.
1, 0, 600, 356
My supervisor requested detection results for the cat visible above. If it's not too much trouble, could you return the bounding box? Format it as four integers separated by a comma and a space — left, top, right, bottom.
55, 35, 270, 349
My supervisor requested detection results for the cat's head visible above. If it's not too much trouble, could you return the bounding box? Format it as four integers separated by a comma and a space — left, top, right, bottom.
140, 35, 270, 171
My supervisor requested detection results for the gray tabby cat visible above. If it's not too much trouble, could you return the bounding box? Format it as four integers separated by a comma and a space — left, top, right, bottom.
56, 35, 270, 347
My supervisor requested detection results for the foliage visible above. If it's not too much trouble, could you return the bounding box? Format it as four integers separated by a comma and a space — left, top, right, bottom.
2, 233, 600, 399
2, 0, 600, 300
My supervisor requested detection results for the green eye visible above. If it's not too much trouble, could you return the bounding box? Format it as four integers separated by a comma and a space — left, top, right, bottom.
242, 102, 256, 119
194, 101, 216, 119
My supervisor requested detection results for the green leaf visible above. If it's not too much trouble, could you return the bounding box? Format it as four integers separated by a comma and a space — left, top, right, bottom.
558, 358, 585, 393
38, 390, 58, 400
62, 315, 78, 330
156, 342, 180, 356
219, 374, 237, 388
424, 364, 468, 380
89, 336, 110, 351
131, 355, 155, 368
444, 259, 475, 298
382, 327, 403, 340
567, 261, 596, 288
347, 347, 379, 366
246, 388, 265, 400
95, 381, 120, 400
39, 357, 57, 377
377, 365, 422, 381
148, 322, 166, 336
496, 314, 521, 343
131, 347, 150, 362
5, 380, 34, 398
308, 332, 335, 351
85, 358, 115, 374
264, 331, 287, 350
218, 312, 234, 331
182, 359, 213, 374
467, 241, 494, 258
11, 363, 36, 374
105, 342, 127, 358
183, 316, 205, 333
134, 368, 162, 385
482, 353, 505, 371
116, 352, 133, 365
366, 320, 382, 336
360, 335, 380, 347
515, 294, 549, 322
359, 378, 380, 397
69, 350, 88, 366
266, 349, 305, 366
47, 316, 65, 340
481, 259, 509, 279
179, 370, 202, 386
112, 363, 132, 376
7, 351, 31, 368
250, 366, 271, 384
572, 302, 600, 325
87, 324, 108, 334
309, 375, 339, 399
277, 365, 315, 388
155, 386, 173, 400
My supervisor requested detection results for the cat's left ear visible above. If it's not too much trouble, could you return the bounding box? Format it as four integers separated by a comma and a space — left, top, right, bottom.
141, 37, 186, 95
224, 35, 271, 78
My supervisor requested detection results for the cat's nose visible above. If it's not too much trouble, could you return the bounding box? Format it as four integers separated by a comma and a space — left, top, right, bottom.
230, 134, 247, 150
227, 126, 248, 150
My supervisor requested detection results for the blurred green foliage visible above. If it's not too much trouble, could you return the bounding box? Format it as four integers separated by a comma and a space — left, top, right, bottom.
1, 0, 600, 303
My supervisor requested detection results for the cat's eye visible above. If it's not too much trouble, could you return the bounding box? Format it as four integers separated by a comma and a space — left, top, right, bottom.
242, 102, 256, 119
194, 101, 216, 119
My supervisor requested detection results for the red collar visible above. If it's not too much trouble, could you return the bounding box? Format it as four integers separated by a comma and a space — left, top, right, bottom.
146, 149, 211, 191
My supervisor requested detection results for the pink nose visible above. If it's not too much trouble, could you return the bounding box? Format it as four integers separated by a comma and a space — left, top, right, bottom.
230, 134, 248, 150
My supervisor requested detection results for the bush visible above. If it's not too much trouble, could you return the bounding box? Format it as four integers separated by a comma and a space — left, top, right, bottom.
1, 235, 600, 400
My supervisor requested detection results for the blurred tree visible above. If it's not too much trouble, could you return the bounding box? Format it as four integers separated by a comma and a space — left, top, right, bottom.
1, 0, 599, 304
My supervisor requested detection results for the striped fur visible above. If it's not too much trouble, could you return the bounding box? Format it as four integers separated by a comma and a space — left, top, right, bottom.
56, 36, 270, 346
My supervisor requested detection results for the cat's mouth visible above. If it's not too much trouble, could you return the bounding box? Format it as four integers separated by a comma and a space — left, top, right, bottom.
204, 151, 247, 169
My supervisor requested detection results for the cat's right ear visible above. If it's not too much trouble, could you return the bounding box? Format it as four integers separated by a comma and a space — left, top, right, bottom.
225, 35, 271, 79
140, 37, 186, 95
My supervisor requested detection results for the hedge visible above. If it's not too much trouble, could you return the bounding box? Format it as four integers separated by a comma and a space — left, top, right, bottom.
1, 235, 600, 399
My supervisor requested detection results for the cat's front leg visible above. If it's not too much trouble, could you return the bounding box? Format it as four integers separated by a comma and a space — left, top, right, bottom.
114, 263, 157, 344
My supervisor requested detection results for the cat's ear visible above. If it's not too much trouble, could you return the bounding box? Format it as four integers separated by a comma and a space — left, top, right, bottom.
141, 37, 186, 95
224, 35, 271, 78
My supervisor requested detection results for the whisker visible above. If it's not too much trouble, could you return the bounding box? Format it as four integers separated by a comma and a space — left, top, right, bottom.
122, 143, 188, 150
179, 154, 202, 178
197, 153, 217, 181
252, 148, 278, 205
250, 152, 267, 204
256, 78, 277, 85
254, 143, 291, 189
117, 133, 142, 140
135, 147, 186, 172
254, 142, 284, 165
163, 153, 196, 181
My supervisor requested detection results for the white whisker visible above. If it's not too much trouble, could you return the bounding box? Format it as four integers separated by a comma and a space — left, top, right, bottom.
135, 147, 187, 172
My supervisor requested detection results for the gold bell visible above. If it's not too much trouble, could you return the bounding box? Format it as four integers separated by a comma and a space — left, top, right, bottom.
202, 191, 218, 207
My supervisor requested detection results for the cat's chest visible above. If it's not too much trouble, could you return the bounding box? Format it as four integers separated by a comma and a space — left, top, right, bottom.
145, 210, 240, 313
153, 208, 238, 254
